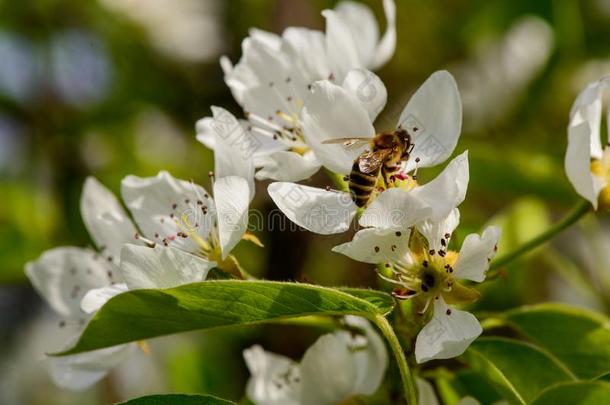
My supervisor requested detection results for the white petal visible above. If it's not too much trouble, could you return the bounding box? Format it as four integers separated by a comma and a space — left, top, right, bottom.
453, 226, 501, 282
121, 171, 216, 254
248, 28, 282, 50
371, 0, 397, 70
214, 176, 250, 258
410, 151, 469, 221
359, 188, 433, 230
417, 378, 440, 405
301, 80, 375, 174
197, 116, 288, 167
342, 68, 387, 122
195, 117, 216, 150
322, 9, 361, 80
255, 150, 321, 182
211, 106, 256, 200
334, 1, 379, 68
565, 121, 605, 208
300, 332, 358, 404
233, 37, 309, 122
268, 182, 356, 235
49, 344, 134, 390
25, 247, 113, 319
417, 208, 461, 252
243, 345, 301, 405
341, 316, 388, 395
415, 297, 482, 363
120, 244, 214, 289
399, 71, 462, 171
281, 27, 330, 83
80, 283, 128, 314
569, 79, 605, 156
80, 177, 137, 260
332, 227, 411, 264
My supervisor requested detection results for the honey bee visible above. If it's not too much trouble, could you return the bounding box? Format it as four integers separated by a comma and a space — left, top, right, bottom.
323, 128, 414, 207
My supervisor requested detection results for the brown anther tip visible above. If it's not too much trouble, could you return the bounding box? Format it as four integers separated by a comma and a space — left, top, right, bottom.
172, 203, 177, 209
374, 246, 380, 253
385, 263, 390, 268
395, 231, 402, 236
134, 233, 140, 239
438, 250, 446, 257
429, 249, 435, 255
446, 309, 452, 315
415, 157, 421, 162
444, 233, 450, 239
423, 260, 428, 267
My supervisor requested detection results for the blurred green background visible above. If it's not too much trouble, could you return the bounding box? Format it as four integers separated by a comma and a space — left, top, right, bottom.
1, 0, 610, 403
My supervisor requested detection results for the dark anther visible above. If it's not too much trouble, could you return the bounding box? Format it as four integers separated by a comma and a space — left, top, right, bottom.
374, 246, 380, 253
422, 260, 428, 267
395, 231, 402, 236
429, 249, 435, 255
446, 309, 452, 315
172, 203, 177, 209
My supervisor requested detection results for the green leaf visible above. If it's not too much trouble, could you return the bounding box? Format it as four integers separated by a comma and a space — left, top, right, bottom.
504, 303, 610, 379
56, 280, 394, 355
463, 337, 575, 405
117, 394, 236, 404
530, 381, 610, 405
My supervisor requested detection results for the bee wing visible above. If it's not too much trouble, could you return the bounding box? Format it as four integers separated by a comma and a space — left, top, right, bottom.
322, 137, 372, 147
358, 149, 393, 173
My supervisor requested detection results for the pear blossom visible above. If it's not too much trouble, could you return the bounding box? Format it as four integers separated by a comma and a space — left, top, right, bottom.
197, 1, 396, 182
333, 209, 500, 363
565, 77, 610, 210
243, 316, 387, 405
24, 179, 213, 389
267, 70, 466, 235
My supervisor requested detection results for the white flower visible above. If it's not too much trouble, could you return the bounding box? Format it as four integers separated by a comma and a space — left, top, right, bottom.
267, 70, 465, 234
565, 77, 610, 209
243, 316, 387, 405
197, 1, 396, 182
333, 209, 501, 363
25, 115, 254, 389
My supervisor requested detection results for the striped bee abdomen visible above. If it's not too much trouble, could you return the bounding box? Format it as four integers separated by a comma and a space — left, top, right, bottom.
349, 160, 379, 207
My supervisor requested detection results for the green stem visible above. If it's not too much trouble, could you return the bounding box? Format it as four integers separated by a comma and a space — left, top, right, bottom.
373, 315, 418, 405
488, 200, 590, 273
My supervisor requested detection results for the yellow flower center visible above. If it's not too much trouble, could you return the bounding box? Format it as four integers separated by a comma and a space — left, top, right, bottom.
590, 149, 610, 210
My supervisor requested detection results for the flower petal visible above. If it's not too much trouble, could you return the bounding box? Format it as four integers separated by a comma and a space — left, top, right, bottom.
417, 208, 461, 252
300, 332, 358, 404
332, 227, 411, 264
121, 171, 216, 254
80, 177, 137, 260
197, 116, 289, 168
453, 226, 501, 282
49, 344, 134, 391
243, 345, 301, 405
301, 80, 375, 174
334, 1, 379, 68
268, 182, 356, 235
410, 151, 469, 221
415, 297, 482, 363
25, 247, 113, 319
255, 150, 321, 182
211, 106, 256, 200
341, 316, 388, 395
281, 27, 330, 83
359, 188, 433, 230
80, 283, 128, 314
342, 68, 387, 122
371, 0, 397, 70
214, 176, 250, 259
565, 121, 605, 208
399, 71, 462, 171
322, 9, 361, 80
120, 244, 214, 289
569, 79, 605, 156
417, 378, 440, 405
